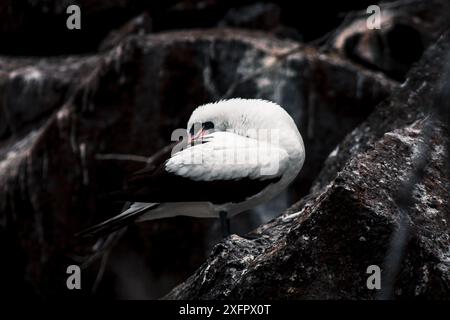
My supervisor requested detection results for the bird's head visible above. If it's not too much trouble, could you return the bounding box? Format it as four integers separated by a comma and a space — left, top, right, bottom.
187, 98, 305, 160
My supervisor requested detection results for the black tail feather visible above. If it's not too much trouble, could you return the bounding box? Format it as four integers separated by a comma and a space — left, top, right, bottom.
75, 203, 158, 239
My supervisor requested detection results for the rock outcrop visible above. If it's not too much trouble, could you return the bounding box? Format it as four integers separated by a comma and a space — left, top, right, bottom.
326, 0, 450, 80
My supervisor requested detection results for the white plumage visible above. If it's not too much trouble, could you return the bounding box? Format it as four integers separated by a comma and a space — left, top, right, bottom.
166, 131, 290, 181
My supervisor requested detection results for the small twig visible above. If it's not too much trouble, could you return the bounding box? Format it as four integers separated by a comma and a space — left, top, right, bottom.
95, 153, 150, 163
92, 246, 111, 293
91, 228, 126, 293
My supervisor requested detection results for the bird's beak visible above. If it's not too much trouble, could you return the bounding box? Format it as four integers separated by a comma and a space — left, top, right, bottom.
188, 128, 206, 144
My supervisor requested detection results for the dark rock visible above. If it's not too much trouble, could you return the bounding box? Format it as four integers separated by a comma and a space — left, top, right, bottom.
326, 0, 450, 80
0, 55, 100, 138
0, 0, 410, 55
218, 3, 281, 31
99, 13, 153, 51
0, 29, 394, 298
217, 3, 304, 42
165, 30, 450, 300
312, 29, 450, 194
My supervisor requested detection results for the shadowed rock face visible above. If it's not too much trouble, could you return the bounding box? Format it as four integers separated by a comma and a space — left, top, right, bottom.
0, 29, 394, 298
2, 0, 447, 57
165, 31, 450, 300
327, 0, 450, 81
0, 56, 101, 138
0, 0, 413, 55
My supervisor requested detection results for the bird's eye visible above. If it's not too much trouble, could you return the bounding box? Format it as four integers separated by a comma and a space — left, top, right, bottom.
189, 122, 214, 137
202, 121, 214, 130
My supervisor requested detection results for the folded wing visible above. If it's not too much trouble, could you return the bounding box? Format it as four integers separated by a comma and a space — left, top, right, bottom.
114, 132, 289, 204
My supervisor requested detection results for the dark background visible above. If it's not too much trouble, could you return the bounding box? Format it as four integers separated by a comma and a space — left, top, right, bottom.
0, 0, 377, 55
0, 0, 448, 299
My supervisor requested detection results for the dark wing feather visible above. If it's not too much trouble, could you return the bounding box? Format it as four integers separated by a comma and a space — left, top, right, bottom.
108, 135, 283, 204
110, 163, 281, 204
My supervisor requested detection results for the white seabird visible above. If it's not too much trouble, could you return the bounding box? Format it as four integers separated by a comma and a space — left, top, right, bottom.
78, 98, 305, 238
